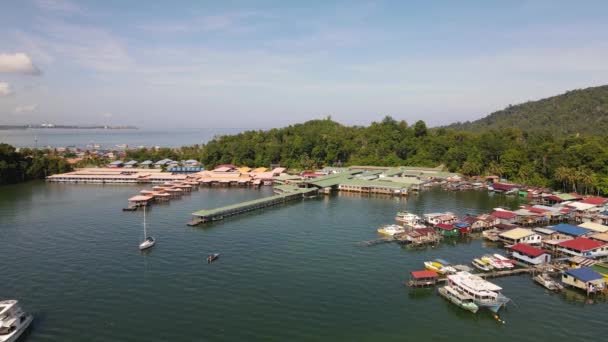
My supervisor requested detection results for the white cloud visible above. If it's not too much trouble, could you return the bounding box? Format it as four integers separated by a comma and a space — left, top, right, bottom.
14, 104, 38, 113
0, 82, 12, 96
0, 53, 41, 74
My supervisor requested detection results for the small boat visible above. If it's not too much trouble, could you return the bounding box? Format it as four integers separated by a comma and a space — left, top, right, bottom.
438, 286, 479, 313
493, 254, 515, 269
533, 273, 563, 292
395, 211, 426, 228
0, 299, 33, 342
472, 258, 493, 272
424, 259, 457, 275
481, 255, 504, 270
377, 224, 406, 236
138, 206, 156, 251
207, 253, 220, 263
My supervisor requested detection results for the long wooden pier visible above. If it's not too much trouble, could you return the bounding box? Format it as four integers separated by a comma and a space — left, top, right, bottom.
188, 187, 318, 225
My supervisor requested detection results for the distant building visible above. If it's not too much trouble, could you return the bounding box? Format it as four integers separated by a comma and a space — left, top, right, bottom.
140, 160, 153, 168
108, 160, 123, 168
124, 160, 138, 168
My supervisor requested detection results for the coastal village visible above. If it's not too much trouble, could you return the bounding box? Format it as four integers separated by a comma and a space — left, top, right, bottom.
46, 160, 608, 317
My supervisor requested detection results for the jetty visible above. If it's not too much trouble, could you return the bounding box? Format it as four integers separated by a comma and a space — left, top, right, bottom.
188, 187, 317, 225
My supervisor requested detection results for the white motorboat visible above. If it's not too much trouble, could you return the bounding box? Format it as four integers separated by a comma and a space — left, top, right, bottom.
0, 300, 33, 342
481, 255, 504, 270
472, 258, 493, 272
493, 254, 515, 269
377, 224, 406, 236
395, 211, 426, 228
533, 273, 563, 292
139, 206, 156, 250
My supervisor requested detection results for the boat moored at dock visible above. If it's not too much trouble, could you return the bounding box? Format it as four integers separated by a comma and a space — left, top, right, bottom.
447, 271, 510, 313
377, 224, 406, 236
438, 285, 479, 313
533, 273, 563, 292
472, 258, 493, 272
424, 259, 457, 275
395, 211, 425, 228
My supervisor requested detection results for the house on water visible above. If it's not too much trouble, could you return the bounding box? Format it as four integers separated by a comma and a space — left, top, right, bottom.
498, 228, 542, 245
562, 267, 606, 294
508, 243, 551, 265
557, 238, 608, 258
435, 223, 460, 237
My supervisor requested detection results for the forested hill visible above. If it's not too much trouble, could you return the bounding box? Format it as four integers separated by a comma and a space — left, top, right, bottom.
446, 85, 608, 136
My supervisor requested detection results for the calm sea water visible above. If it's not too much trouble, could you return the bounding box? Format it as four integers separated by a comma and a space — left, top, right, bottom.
1, 184, 606, 341
0, 128, 248, 149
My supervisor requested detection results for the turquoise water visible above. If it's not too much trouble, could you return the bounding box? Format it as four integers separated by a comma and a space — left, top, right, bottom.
0, 184, 606, 341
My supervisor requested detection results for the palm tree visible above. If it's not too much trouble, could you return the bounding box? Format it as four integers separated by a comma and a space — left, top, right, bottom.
554, 167, 571, 192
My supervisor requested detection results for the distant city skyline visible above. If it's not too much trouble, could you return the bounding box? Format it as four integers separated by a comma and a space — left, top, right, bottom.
1, 0, 608, 129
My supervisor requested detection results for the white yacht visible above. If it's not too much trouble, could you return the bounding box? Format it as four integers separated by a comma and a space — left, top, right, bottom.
447, 271, 510, 313
0, 300, 33, 342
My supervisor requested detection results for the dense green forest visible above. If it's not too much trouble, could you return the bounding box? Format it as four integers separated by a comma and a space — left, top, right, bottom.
126, 117, 608, 195
447, 85, 608, 136
0, 144, 72, 185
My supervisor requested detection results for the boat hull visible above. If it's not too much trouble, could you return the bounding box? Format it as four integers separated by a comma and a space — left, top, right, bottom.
438, 287, 479, 313
139, 239, 155, 250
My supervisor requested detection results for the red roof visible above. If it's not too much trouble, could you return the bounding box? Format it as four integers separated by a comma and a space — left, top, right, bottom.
492, 183, 515, 191
522, 206, 549, 214
558, 237, 606, 252
410, 270, 438, 279
436, 223, 455, 230
545, 195, 565, 202
510, 243, 547, 257
491, 211, 518, 219
411, 228, 435, 236
580, 197, 608, 205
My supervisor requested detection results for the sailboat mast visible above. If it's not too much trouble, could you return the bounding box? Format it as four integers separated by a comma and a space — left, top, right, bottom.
143, 205, 147, 238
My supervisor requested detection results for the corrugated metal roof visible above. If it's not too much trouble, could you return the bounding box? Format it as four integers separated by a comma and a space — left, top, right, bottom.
578, 222, 608, 233
551, 224, 590, 237
510, 243, 547, 257
499, 228, 535, 240
565, 267, 604, 282
559, 237, 606, 251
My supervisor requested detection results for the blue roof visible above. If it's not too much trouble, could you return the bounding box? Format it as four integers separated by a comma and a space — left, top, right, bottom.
454, 222, 470, 228
551, 223, 590, 237
565, 267, 604, 282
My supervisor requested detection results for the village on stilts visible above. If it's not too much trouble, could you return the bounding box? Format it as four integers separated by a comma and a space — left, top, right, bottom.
49, 163, 608, 318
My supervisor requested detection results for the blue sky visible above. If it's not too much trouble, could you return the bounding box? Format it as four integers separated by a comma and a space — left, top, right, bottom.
1, 0, 608, 128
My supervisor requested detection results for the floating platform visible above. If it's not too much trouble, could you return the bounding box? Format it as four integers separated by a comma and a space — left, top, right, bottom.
188, 187, 318, 225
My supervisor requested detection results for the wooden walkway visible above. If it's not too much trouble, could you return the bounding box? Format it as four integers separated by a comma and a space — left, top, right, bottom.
188, 187, 318, 225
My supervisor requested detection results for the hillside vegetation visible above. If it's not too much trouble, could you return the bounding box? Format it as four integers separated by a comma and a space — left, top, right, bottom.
447, 85, 608, 136
127, 116, 608, 195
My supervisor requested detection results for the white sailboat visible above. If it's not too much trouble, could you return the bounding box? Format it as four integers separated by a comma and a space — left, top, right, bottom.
139, 206, 155, 250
